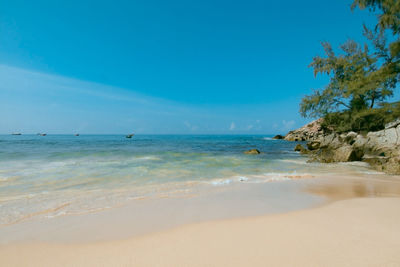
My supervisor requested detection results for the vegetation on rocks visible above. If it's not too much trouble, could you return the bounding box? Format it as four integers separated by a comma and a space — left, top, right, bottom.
300, 0, 400, 133
321, 102, 400, 133
286, 1, 400, 174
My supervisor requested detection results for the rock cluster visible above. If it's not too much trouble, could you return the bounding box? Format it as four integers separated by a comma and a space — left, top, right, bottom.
294, 144, 308, 154
288, 118, 400, 174
284, 118, 324, 141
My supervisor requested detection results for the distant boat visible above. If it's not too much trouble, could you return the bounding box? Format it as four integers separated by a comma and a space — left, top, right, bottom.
126, 134, 134, 138
38, 133, 47, 136
74, 134, 80, 136
11, 133, 22, 135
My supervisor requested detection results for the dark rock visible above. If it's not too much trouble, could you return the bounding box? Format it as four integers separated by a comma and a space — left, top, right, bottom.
294, 144, 308, 154
294, 144, 303, 151
306, 141, 320, 151
272, 135, 284, 140
244, 149, 261, 155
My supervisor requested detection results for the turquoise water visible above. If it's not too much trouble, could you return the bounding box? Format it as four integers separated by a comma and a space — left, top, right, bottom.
0, 134, 378, 225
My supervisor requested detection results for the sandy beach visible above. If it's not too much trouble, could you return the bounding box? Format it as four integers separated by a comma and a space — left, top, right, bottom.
1, 137, 400, 267
1, 196, 399, 267
2, 174, 400, 267
2, 0, 400, 265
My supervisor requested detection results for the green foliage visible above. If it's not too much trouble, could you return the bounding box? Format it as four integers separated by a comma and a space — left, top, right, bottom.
300, 0, 400, 133
300, 36, 395, 118
321, 102, 400, 133
352, 0, 400, 35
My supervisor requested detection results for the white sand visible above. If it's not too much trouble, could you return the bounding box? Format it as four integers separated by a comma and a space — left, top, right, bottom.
1, 197, 400, 266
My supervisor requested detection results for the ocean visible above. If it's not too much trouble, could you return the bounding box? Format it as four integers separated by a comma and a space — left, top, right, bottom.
0, 134, 381, 226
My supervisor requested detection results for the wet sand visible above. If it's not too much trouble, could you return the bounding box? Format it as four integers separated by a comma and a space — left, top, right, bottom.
1, 174, 400, 266
305, 174, 400, 201
0, 179, 321, 243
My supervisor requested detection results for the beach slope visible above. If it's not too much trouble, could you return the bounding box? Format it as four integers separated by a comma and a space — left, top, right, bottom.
1, 197, 400, 266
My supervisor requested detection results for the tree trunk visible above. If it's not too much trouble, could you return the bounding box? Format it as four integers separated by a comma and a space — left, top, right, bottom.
370, 97, 375, 109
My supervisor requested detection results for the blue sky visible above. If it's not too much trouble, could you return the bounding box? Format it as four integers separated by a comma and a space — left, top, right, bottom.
0, 0, 378, 134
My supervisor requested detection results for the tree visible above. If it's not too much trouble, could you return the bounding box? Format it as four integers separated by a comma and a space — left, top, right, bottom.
352, 0, 400, 93
352, 0, 400, 57
352, 0, 400, 35
300, 0, 399, 122
300, 35, 394, 118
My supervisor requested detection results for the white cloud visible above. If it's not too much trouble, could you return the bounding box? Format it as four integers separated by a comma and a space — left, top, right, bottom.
282, 120, 295, 130
0, 64, 303, 134
184, 121, 198, 131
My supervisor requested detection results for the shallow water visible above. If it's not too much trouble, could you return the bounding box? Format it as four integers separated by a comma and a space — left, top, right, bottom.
0, 134, 388, 225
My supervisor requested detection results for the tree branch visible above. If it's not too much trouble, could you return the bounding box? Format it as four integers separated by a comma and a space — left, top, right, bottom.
334, 99, 351, 109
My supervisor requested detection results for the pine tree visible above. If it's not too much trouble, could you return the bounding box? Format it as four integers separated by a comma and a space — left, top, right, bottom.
300, 0, 400, 132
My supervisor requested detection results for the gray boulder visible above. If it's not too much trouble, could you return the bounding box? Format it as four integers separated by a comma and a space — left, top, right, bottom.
320, 133, 336, 148
332, 145, 363, 162
353, 134, 368, 148
285, 118, 400, 174
368, 128, 398, 147
344, 131, 358, 144
313, 145, 362, 163
385, 118, 400, 129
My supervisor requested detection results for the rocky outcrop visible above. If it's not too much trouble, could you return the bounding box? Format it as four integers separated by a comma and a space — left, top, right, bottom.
288, 119, 400, 174
306, 141, 320, 151
273, 134, 284, 140
244, 149, 261, 155
312, 143, 363, 163
284, 118, 324, 141
294, 144, 308, 154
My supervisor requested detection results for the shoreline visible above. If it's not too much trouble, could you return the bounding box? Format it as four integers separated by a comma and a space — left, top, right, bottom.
1, 173, 400, 244
1, 172, 400, 266
0, 177, 322, 244
1, 196, 400, 266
